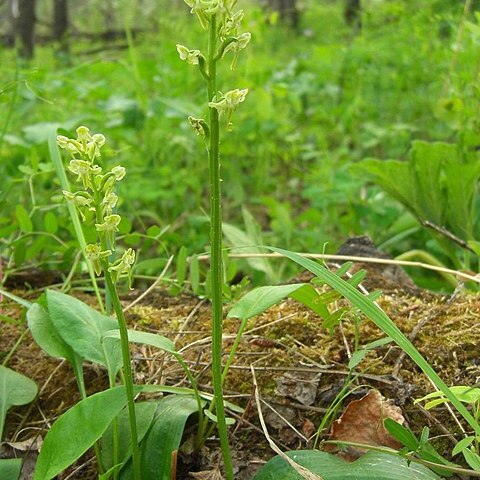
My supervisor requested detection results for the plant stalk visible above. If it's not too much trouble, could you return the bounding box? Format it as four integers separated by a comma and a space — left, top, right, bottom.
207, 14, 234, 480
103, 265, 141, 480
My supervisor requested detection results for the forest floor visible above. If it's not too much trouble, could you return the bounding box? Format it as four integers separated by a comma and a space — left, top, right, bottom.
2, 256, 480, 479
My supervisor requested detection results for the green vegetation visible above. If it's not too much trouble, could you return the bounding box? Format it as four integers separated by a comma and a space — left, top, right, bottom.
3, 0, 480, 478
2, 0, 479, 289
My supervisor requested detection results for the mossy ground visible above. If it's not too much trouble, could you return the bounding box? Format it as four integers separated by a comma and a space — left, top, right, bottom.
2, 265, 480, 478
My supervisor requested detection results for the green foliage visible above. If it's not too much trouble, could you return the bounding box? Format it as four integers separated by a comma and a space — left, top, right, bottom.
353, 138, 480, 268
0, 365, 38, 440
1, 1, 474, 290
253, 450, 441, 480
34, 386, 142, 480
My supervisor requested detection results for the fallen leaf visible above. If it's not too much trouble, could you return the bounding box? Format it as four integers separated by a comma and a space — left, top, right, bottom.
276, 370, 321, 406
325, 389, 404, 460
190, 467, 224, 479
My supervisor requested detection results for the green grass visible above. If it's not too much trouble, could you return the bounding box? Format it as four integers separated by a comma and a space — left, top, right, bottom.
1, 0, 477, 288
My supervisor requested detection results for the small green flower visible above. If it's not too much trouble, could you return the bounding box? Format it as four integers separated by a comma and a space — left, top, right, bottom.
221, 9, 244, 38
84, 243, 112, 276
108, 248, 136, 288
102, 192, 118, 216
208, 88, 248, 127
111, 166, 126, 181
57, 135, 81, 156
223, 32, 251, 69
86, 133, 106, 160
96, 214, 121, 246
63, 190, 94, 220
188, 116, 209, 137
176, 44, 202, 65
68, 160, 94, 189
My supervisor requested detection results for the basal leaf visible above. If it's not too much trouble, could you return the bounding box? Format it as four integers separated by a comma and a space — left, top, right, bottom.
0, 366, 38, 439
0, 458, 23, 480
46, 290, 122, 374
253, 450, 440, 479
34, 386, 142, 480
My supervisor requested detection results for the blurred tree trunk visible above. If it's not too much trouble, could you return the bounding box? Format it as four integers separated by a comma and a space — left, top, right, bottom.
53, 0, 69, 54
344, 0, 361, 30
12, 0, 36, 58
268, 0, 300, 29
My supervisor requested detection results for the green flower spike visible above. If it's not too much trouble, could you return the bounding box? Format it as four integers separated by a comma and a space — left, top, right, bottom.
85, 243, 112, 276
108, 248, 136, 288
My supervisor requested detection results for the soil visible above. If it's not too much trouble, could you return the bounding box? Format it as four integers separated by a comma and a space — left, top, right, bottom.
2, 254, 480, 479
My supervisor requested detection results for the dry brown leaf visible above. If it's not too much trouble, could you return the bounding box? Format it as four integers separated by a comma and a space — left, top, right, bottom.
189, 467, 224, 479
325, 389, 404, 461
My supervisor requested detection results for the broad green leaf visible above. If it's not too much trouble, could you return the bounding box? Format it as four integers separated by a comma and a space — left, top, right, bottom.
46, 290, 122, 374
120, 395, 201, 480
103, 329, 176, 355
227, 284, 307, 320
34, 386, 142, 480
101, 402, 157, 471
223, 216, 277, 283
15, 205, 33, 233
253, 450, 440, 480
0, 366, 38, 440
444, 159, 480, 239
269, 247, 480, 437
27, 300, 85, 395
410, 141, 450, 225
27, 301, 82, 364
0, 458, 22, 480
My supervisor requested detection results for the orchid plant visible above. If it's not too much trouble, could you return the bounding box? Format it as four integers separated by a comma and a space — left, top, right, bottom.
177, 1, 251, 478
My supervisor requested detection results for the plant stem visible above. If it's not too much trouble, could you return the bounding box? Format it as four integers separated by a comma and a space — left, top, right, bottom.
207, 15, 234, 480
103, 265, 141, 480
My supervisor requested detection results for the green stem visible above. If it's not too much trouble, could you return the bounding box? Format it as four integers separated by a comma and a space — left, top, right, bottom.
206, 15, 234, 480
102, 264, 141, 480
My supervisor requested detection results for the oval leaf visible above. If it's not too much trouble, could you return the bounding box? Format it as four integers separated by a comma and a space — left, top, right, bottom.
34, 386, 141, 480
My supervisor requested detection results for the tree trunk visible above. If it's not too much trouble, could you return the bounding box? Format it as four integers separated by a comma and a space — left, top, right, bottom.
12, 0, 36, 58
53, 0, 69, 54
268, 0, 300, 30
344, 0, 362, 31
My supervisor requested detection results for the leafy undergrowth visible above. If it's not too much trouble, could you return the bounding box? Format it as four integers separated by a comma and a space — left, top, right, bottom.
2, 264, 480, 478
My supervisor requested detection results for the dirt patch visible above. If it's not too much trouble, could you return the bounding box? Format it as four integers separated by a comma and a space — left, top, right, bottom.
2, 263, 480, 478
